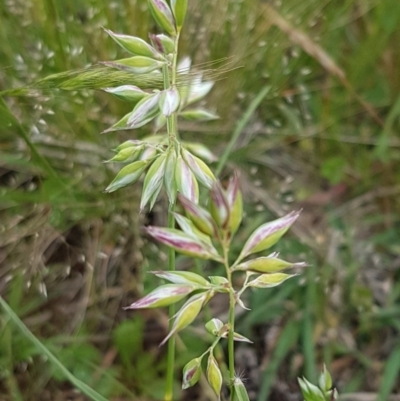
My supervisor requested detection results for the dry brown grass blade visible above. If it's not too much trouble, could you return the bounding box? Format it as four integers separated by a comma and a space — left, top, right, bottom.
262, 4, 383, 126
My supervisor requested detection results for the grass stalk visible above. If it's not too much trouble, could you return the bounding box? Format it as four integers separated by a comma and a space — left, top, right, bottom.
165, 206, 176, 401
163, 32, 181, 401
223, 243, 236, 399
228, 290, 236, 390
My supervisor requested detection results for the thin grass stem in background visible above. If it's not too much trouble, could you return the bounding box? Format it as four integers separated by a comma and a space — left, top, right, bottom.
256, 320, 300, 401
302, 264, 317, 382
377, 344, 400, 401
215, 85, 270, 177
0, 297, 109, 401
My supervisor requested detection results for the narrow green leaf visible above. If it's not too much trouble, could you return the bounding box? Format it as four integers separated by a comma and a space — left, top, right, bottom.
378, 344, 400, 401
215, 85, 270, 176
257, 320, 299, 401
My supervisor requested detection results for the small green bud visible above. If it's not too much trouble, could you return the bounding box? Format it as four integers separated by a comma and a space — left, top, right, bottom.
183, 142, 217, 163
151, 270, 211, 287
104, 29, 162, 59
102, 111, 133, 134
232, 377, 250, 401
164, 148, 177, 204
209, 182, 230, 229
319, 365, 333, 393
124, 284, 196, 309
209, 276, 229, 286
239, 211, 300, 260
103, 85, 147, 103
205, 318, 224, 336
181, 148, 216, 189
171, 0, 188, 31
150, 34, 175, 54
154, 113, 167, 132
145, 226, 220, 260
105, 160, 149, 192
127, 92, 161, 128
235, 256, 307, 274
173, 213, 213, 246
114, 139, 142, 151
147, 0, 176, 36
160, 292, 212, 345
105, 145, 144, 163
182, 357, 202, 389
159, 87, 180, 117
247, 273, 297, 289
175, 155, 199, 203
140, 152, 167, 211
187, 80, 214, 106
103, 56, 165, 74
179, 108, 219, 121
207, 355, 223, 399
178, 193, 217, 237
220, 331, 253, 343
226, 173, 243, 234
298, 377, 326, 400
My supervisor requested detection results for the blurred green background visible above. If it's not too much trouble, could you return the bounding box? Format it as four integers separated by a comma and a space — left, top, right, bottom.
1, 0, 400, 400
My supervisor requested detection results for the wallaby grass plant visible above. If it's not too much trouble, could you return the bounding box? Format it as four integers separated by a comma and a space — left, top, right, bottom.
95, 1, 309, 400
1, 0, 400, 400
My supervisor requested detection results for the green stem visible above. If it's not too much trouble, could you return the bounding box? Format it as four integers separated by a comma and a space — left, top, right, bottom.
223, 242, 236, 398
163, 32, 180, 401
228, 292, 235, 389
165, 206, 176, 401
